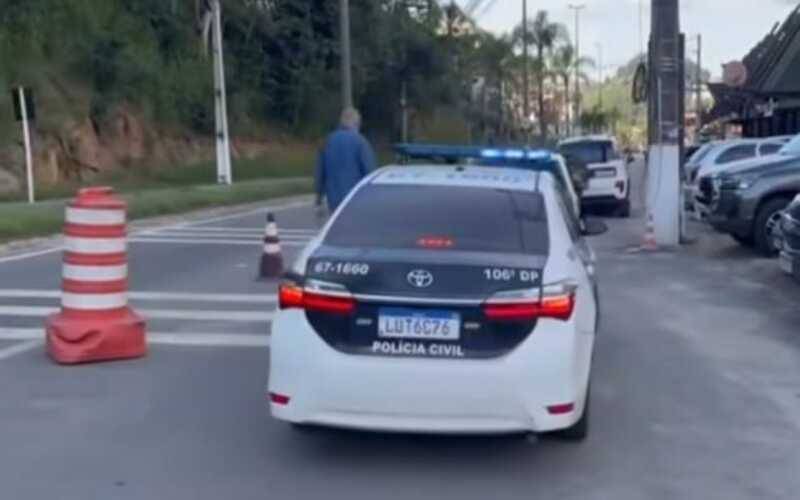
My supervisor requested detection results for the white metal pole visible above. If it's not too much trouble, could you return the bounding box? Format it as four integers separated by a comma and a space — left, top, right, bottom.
340, 0, 353, 109
213, 0, 232, 185
18, 87, 35, 204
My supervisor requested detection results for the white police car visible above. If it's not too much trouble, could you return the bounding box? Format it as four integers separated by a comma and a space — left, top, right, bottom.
268, 164, 606, 439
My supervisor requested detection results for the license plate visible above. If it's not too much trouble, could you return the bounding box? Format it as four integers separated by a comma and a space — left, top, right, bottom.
378, 308, 460, 341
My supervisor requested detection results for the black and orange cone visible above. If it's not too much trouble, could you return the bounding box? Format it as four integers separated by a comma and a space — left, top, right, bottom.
259, 213, 284, 278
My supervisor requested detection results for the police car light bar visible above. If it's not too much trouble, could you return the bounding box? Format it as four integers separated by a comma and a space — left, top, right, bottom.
394, 144, 552, 164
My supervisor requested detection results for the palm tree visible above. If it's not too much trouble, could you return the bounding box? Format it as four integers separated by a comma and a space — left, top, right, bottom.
549, 43, 594, 136
513, 11, 566, 141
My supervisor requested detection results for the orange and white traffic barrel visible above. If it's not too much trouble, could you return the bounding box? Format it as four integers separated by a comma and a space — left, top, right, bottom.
45, 187, 147, 364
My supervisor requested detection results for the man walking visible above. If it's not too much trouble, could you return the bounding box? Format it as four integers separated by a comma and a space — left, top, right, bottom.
315, 107, 377, 212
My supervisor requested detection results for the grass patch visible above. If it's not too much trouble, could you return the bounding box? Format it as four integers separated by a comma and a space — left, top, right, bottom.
0, 177, 312, 243
0, 146, 318, 203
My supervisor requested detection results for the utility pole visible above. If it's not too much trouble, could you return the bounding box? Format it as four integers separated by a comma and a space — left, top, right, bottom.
695, 33, 703, 130
212, 0, 232, 185
340, 0, 353, 109
647, 0, 683, 246
522, 0, 529, 125
569, 4, 586, 134
401, 81, 409, 143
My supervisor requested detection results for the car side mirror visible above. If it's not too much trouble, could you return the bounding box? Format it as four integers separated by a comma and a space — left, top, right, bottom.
582, 218, 608, 237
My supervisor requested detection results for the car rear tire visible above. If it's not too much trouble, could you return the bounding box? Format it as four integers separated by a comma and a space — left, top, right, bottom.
556, 387, 590, 441
754, 197, 791, 257
616, 198, 631, 218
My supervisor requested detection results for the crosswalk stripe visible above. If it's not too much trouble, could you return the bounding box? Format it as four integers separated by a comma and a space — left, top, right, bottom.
168, 227, 317, 234
0, 340, 42, 360
0, 306, 274, 322
135, 232, 312, 240
128, 238, 307, 246
0, 329, 269, 349
0, 290, 277, 303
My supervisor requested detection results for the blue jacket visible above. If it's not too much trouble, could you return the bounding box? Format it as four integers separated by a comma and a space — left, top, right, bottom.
315, 127, 376, 210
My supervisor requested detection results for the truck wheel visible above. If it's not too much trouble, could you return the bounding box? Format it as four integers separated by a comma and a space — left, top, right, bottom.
754, 197, 791, 256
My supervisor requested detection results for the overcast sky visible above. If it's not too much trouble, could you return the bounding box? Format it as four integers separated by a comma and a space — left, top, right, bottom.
476, 0, 799, 79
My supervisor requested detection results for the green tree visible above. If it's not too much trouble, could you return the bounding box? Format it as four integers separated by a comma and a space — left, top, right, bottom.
513, 10, 566, 140
549, 43, 593, 136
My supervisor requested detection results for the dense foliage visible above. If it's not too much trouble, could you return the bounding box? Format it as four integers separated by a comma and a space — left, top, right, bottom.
0, 0, 487, 140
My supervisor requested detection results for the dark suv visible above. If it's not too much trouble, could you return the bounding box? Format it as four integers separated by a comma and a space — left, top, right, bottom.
707, 135, 800, 255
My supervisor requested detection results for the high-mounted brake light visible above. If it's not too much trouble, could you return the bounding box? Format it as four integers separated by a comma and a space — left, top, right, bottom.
483, 281, 577, 322
417, 236, 455, 249
278, 280, 355, 315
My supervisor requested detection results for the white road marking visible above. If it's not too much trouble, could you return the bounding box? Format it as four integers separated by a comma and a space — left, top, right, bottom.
0, 306, 274, 322
164, 227, 317, 234
0, 247, 64, 265
0, 290, 278, 303
0, 199, 312, 264
133, 232, 311, 241
0, 339, 42, 360
0, 329, 269, 348
128, 238, 306, 246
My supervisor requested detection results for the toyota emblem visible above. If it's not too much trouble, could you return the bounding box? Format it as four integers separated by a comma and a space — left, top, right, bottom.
407, 269, 434, 288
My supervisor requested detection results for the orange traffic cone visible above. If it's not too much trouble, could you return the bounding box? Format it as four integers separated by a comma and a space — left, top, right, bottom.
642, 214, 658, 251
259, 213, 284, 279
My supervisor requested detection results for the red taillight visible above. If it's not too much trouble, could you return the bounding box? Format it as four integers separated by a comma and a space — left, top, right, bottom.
615, 180, 626, 193
417, 236, 455, 249
279, 283, 304, 309
483, 302, 541, 321
547, 403, 574, 415
269, 392, 291, 405
302, 291, 356, 314
483, 284, 576, 322
278, 283, 355, 315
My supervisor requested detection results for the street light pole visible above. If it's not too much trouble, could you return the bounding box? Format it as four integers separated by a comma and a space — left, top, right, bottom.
595, 43, 604, 111
522, 0, 529, 124
340, 0, 353, 110
568, 4, 586, 134
695, 33, 703, 129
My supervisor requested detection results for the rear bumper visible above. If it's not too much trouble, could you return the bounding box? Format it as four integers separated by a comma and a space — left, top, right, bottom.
708, 214, 752, 237
268, 310, 593, 434
707, 190, 754, 237
583, 181, 628, 202
582, 195, 627, 208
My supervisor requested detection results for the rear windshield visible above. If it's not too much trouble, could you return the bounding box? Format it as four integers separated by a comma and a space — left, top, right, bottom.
559, 141, 619, 164
325, 185, 549, 254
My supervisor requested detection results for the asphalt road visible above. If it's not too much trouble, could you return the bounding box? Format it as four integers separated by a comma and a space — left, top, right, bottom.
1, 168, 799, 499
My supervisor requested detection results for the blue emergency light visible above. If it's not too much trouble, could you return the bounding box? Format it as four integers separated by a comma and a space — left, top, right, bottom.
394, 143, 555, 171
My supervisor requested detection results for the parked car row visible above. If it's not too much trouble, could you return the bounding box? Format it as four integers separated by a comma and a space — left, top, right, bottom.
685, 134, 800, 284
685, 136, 793, 219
